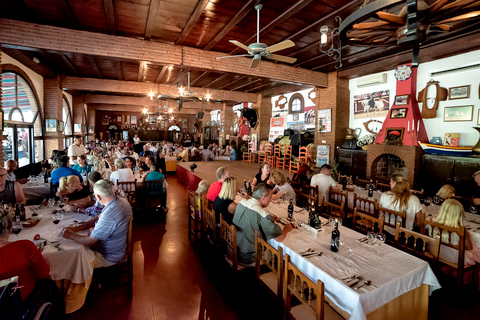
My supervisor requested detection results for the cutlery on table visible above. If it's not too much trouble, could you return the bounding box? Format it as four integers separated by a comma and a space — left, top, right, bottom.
300, 248, 313, 255
303, 251, 323, 258
354, 280, 372, 291
348, 277, 363, 288
342, 275, 358, 281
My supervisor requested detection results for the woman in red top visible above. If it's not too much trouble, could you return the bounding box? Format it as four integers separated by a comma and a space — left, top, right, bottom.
0, 214, 50, 301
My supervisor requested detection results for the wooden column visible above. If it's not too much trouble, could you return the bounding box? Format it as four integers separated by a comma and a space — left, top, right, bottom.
221, 102, 234, 147
43, 76, 64, 156
251, 94, 271, 142
87, 104, 95, 140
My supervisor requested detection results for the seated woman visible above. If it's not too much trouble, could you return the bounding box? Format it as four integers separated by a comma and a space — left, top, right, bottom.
270, 169, 296, 205
0, 213, 50, 302
436, 184, 456, 205
379, 174, 423, 233
430, 199, 480, 267
195, 180, 209, 213
0, 168, 26, 205
292, 164, 311, 187
251, 163, 273, 189
56, 175, 92, 206
72, 154, 92, 175
146, 162, 168, 213
213, 177, 237, 225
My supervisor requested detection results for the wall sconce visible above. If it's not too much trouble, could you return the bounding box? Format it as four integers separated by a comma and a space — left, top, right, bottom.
319, 16, 342, 69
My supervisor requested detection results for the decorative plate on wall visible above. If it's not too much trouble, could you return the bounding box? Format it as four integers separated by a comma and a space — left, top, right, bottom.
394, 65, 412, 81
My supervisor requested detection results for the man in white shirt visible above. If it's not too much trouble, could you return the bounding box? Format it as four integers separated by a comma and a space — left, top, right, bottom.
68, 135, 86, 165
150, 143, 158, 155
310, 164, 341, 205
109, 158, 135, 185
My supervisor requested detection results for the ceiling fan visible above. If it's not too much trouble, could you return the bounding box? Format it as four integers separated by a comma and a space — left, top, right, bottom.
216, 4, 297, 68
340, 0, 480, 49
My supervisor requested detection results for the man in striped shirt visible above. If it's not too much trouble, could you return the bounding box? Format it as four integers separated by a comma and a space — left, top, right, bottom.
62, 180, 132, 268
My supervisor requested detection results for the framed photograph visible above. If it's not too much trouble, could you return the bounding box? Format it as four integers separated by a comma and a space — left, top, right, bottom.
449, 85, 470, 100
45, 119, 57, 132
102, 118, 109, 126
293, 114, 299, 121
131, 116, 137, 125
88, 126, 94, 133
0, 110, 4, 132
74, 123, 82, 132
58, 121, 64, 132
394, 94, 409, 105
444, 105, 473, 122
317, 109, 332, 132
385, 127, 405, 145
117, 116, 122, 122
390, 108, 408, 119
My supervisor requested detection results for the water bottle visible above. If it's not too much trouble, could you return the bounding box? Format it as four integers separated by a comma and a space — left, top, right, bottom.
330, 218, 340, 252
287, 199, 294, 221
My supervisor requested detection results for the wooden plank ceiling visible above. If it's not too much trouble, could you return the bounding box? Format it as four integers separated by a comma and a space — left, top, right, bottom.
1, 0, 480, 110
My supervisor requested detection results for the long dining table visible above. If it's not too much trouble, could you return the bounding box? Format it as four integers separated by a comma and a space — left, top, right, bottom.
237, 195, 442, 320
9, 204, 95, 313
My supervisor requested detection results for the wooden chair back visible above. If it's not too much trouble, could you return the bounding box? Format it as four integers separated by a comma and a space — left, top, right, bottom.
116, 180, 137, 209
423, 220, 478, 283
321, 200, 345, 220
375, 181, 390, 192
202, 195, 217, 245
255, 231, 284, 316
188, 190, 202, 242
142, 179, 164, 210
219, 214, 238, 271
284, 254, 325, 320
355, 177, 371, 189
338, 174, 353, 185
353, 207, 384, 234
301, 185, 318, 208
353, 194, 378, 217
329, 187, 348, 207
395, 221, 440, 265
289, 146, 308, 175
276, 145, 292, 170
378, 206, 406, 230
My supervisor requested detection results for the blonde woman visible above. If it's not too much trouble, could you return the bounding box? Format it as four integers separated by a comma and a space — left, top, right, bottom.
270, 169, 296, 205
195, 180, 209, 212
431, 199, 480, 266
379, 174, 423, 232
212, 177, 237, 225
436, 184, 456, 204
56, 175, 91, 205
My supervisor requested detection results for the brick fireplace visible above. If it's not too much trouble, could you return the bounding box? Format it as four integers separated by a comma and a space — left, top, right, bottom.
366, 144, 423, 186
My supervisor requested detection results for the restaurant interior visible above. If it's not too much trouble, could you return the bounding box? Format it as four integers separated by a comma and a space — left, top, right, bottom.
1, 0, 480, 319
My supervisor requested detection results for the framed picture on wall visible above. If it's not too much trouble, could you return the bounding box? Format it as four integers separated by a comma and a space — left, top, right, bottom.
131, 116, 137, 125
46, 119, 57, 132
317, 109, 332, 132
117, 116, 122, 122
385, 127, 405, 145
390, 108, 408, 119
74, 123, 82, 132
394, 94, 409, 105
58, 121, 64, 132
444, 105, 473, 122
102, 118, 109, 126
88, 126, 94, 133
449, 85, 470, 100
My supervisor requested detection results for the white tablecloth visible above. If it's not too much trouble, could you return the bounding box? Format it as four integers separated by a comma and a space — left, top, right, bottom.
23, 181, 51, 203
9, 205, 95, 285
345, 186, 382, 210
239, 196, 441, 320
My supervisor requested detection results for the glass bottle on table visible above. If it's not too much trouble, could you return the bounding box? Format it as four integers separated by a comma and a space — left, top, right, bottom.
330, 218, 340, 252
20, 202, 26, 221
368, 180, 374, 198
287, 199, 294, 221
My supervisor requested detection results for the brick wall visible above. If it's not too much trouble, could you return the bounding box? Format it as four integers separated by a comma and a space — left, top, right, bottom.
316, 71, 350, 162
251, 94, 271, 142
44, 76, 64, 156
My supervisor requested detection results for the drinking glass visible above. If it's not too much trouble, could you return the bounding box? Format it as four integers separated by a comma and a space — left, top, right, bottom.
469, 206, 478, 214
367, 231, 377, 250
376, 233, 386, 254
345, 245, 355, 265
48, 198, 56, 208
57, 198, 65, 213
52, 213, 64, 225
333, 238, 344, 261
424, 197, 432, 207
433, 196, 441, 206
12, 221, 23, 235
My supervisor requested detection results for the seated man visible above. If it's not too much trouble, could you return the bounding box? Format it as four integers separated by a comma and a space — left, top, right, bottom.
51, 155, 83, 186
310, 164, 341, 205
4, 160, 28, 184
233, 183, 293, 265
139, 144, 155, 158
206, 166, 229, 202
200, 146, 215, 161
109, 159, 135, 184
0, 168, 26, 204
62, 180, 133, 268
178, 147, 189, 162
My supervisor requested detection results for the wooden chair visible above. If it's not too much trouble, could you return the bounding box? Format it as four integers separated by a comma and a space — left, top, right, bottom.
424, 220, 479, 285
394, 221, 440, 265
353, 194, 378, 217
242, 141, 256, 163
378, 206, 406, 242
337, 174, 353, 185
219, 214, 239, 271
258, 142, 272, 164
300, 185, 319, 209
142, 179, 164, 211
188, 190, 202, 242
289, 146, 308, 175
255, 231, 284, 318
202, 195, 217, 246
283, 254, 343, 320
355, 177, 371, 189
276, 144, 292, 170
375, 181, 390, 192
116, 180, 137, 211
266, 143, 280, 167
320, 200, 345, 221
353, 207, 384, 234
329, 187, 349, 219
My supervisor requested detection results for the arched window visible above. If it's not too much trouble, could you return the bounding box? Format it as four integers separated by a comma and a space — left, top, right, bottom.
289, 93, 305, 114
1, 71, 43, 165
168, 125, 181, 131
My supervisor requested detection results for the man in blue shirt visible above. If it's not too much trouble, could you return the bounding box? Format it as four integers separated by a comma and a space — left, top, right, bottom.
51, 155, 83, 186
62, 180, 133, 267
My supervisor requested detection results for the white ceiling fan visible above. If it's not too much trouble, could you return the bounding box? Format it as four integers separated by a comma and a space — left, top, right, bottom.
216, 4, 297, 68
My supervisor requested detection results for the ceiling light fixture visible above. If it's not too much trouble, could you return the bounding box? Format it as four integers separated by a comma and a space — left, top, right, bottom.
319, 16, 342, 69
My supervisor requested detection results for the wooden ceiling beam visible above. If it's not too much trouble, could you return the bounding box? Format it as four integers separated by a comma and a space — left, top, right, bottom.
175, 0, 210, 45
61, 54, 81, 76
88, 57, 103, 78
204, 0, 261, 51
155, 65, 168, 83
137, 61, 147, 82
203, 74, 230, 88
115, 61, 123, 80
231, 78, 262, 91
245, 82, 273, 92
0, 48, 56, 78
102, 0, 117, 35
261, 84, 313, 97
217, 76, 244, 90
0, 19, 327, 87
59, 0, 79, 29
144, 0, 161, 41
92, 104, 213, 114
62, 77, 258, 102
230, 0, 314, 55
190, 71, 209, 86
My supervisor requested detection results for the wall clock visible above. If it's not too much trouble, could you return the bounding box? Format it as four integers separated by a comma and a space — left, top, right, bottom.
394, 65, 412, 81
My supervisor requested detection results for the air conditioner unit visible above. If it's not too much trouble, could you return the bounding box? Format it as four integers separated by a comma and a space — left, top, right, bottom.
356, 73, 387, 88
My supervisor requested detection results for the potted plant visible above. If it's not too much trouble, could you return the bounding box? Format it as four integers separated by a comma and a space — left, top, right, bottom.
356, 134, 376, 150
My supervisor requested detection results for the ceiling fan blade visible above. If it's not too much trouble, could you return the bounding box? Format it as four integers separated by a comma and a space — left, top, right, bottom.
352, 21, 398, 30
266, 54, 297, 64
437, 10, 480, 23
433, 23, 453, 31
266, 40, 295, 53
229, 40, 250, 52
441, 0, 479, 11
375, 12, 406, 25
216, 54, 251, 60
250, 57, 261, 68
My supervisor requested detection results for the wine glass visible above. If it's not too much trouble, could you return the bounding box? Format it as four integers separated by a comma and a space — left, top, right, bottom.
12, 221, 23, 236
52, 213, 64, 225
345, 245, 355, 265
469, 206, 478, 214
57, 198, 65, 213
424, 197, 432, 207
367, 231, 377, 250
334, 238, 344, 261
48, 198, 56, 208
376, 233, 386, 254
433, 196, 441, 206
